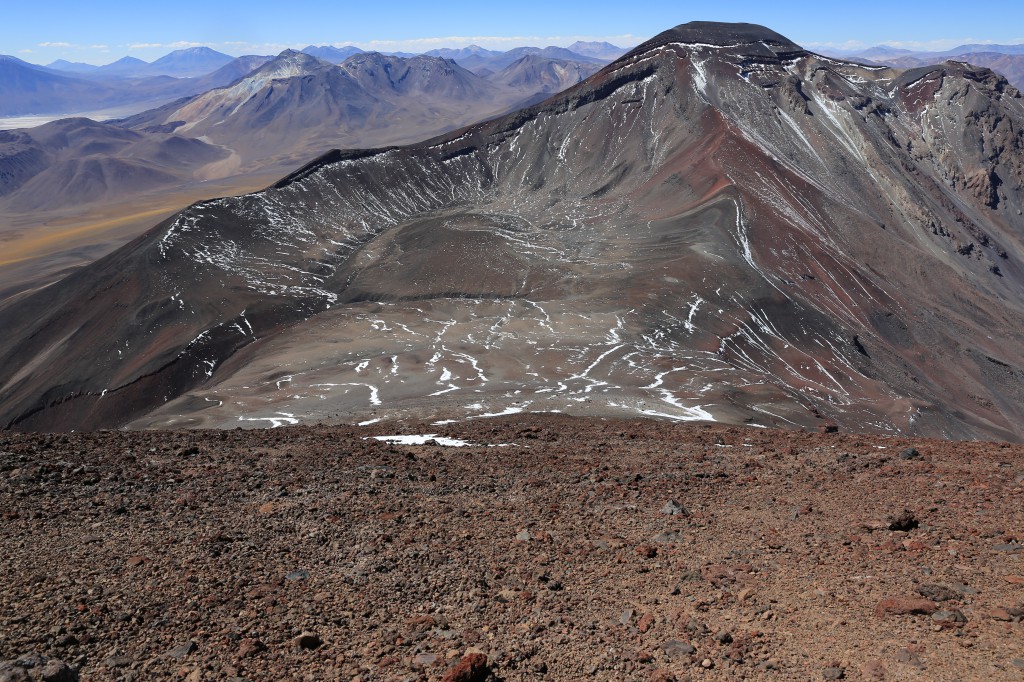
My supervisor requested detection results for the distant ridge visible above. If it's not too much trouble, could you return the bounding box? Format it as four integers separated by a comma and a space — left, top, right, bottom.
301, 45, 365, 64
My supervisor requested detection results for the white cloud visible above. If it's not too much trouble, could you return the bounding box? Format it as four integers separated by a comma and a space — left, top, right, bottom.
167, 41, 206, 48
90, 44, 109, 50
38, 41, 73, 48
128, 43, 163, 49
19, 49, 33, 54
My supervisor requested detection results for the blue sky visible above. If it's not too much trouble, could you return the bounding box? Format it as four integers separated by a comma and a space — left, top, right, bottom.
8, 0, 1024, 64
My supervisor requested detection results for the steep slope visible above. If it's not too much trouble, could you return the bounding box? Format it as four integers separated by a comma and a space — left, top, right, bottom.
1, 22, 1023, 441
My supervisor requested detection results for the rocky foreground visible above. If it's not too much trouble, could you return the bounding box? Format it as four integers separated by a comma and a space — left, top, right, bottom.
1, 416, 1022, 681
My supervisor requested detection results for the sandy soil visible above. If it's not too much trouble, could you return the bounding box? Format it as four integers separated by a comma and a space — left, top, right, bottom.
1, 416, 1021, 680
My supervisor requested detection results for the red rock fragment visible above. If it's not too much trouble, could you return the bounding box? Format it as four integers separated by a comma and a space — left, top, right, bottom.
237, 638, 266, 658
636, 544, 657, 558
874, 597, 937, 618
989, 608, 1012, 622
440, 653, 489, 682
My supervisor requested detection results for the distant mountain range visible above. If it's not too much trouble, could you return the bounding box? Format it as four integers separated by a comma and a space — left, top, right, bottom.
300, 45, 365, 63
46, 47, 236, 78
0, 52, 274, 117
118, 49, 599, 172
832, 42, 1024, 61
1, 42, 624, 119
821, 43, 1024, 90
0, 117, 227, 212
421, 45, 608, 74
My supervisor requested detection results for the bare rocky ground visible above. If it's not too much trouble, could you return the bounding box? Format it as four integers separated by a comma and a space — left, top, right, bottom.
1, 416, 1022, 681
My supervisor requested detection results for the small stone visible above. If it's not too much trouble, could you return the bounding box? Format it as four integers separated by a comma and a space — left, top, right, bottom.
931, 609, 967, 627
993, 543, 1023, 552
126, 556, 147, 567
531, 661, 547, 674
412, 653, 439, 668
715, 631, 733, 644
285, 569, 310, 582
899, 447, 920, 460
293, 632, 322, 650
237, 638, 267, 658
166, 641, 197, 659
638, 612, 655, 633
1011, 659, 1024, 670
822, 667, 845, 680
661, 500, 688, 516
635, 544, 657, 558
440, 653, 489, 682
661, 639, 696, 658
896, 648, 923, 667
515, 530, 532, 542
916, 584, 958, 602
874, 597, 936, 617
39, 659, 78, 682
101, 656, 131, 669
701, 658, 714, 668
989, 608, 1012, 621
887, 510, 919, 531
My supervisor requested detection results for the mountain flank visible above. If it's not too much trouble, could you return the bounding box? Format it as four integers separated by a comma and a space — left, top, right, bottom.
0, 22, 1022, 441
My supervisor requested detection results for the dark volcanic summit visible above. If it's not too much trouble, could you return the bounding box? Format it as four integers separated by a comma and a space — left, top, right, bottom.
1, 21, 1023, 439
630, 21, 805, 55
